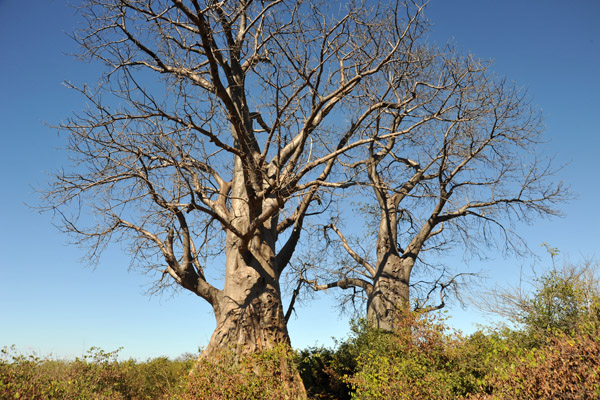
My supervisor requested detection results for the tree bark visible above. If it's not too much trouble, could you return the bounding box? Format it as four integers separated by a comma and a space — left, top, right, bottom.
201, 163, 307, 396
367, 254, 412, 331
202, 149, 291, 354
364, 192, 413, 330
205, 234, 289, 355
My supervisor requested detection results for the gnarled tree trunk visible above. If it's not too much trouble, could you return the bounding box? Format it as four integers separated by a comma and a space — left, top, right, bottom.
206, 233, 289, 354
202, 152, 291, 354
200, 170, 307, 396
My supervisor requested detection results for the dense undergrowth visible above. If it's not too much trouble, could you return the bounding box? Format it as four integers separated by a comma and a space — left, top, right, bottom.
3, 318, 599, 400
3, 266, 600, 399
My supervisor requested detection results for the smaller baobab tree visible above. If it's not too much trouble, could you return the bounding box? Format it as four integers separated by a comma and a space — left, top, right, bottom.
299, 47, 568, 331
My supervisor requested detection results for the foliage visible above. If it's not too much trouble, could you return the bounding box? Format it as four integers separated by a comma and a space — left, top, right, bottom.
0, 346, 67, 400
295, 346, 351, 400
175, 344, 306, 400
4, 265, 600, 400
1, 345, 306, 399
343, 313, 480, 400
308, 282, 600, 400
467, 329, 600, 400
479, 247, 600, 334
119, 355, 194, 399
0, 346, 193, 400
465, 260, 600, 399
522, 267, 600, 338
3, 325, 600, 399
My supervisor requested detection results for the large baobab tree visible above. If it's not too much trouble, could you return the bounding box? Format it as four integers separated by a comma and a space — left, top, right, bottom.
300, 48, 568, 331
44, 0, 433, 360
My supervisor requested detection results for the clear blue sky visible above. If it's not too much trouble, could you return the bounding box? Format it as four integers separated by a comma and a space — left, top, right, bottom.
1, 0, 598, 360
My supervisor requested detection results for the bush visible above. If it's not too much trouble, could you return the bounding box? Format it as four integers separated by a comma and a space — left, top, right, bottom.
295, 346, 351, 400
467, 329, 600, 400
0, 345, 65, 400
0, 346, 193, 400
175, 344, 306, 400
343, 312, 480, 400
4, 299, 600, 400
120, 355, 194, 399
522, 268, 600, 337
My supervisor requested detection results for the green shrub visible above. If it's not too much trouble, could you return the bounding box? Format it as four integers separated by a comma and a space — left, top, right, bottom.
175, 344, 306, 400
0, 345, 63, 400
467, 329, 600, 400
120, 355, 194, 399
343, 312, 480, 400
522, 269, 600, 337
4, 298, 600, 400
0, 346, 194, 400
295, 346, 351, 400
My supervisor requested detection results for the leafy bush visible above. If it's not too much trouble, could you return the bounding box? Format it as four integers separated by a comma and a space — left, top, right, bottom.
467, 329, 600, 399
295, 346, 351, 400
0, 346, 193, 400
522, 268, 600, 337
344, 313, 480, 400
465, 259, 600, 399
0, 345, 65, 400
175, 344, 306, 400
120, 355, 194, 399
4, 267, 600, 400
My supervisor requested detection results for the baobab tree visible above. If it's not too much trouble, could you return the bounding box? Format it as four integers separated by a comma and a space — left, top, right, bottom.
43, 0, 436, 362
300, 48, 568, 330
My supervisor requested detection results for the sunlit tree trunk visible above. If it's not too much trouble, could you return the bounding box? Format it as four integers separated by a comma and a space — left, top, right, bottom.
367, 255, 412, 331
366, 196, 413, 330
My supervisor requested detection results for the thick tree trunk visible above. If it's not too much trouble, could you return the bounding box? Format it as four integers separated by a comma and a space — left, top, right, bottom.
206, 291, 289, 354
365, 194, 413, 331
204, 185, 290, 353
199, 162, 307, 396
200, 222, 307, 397
204, 243, 290, 355
366, 254, 412, 331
